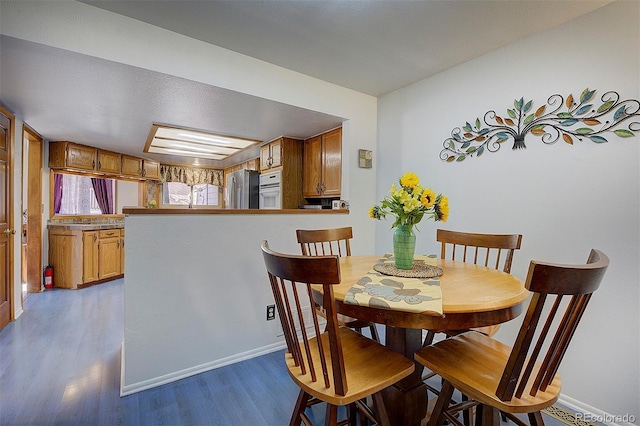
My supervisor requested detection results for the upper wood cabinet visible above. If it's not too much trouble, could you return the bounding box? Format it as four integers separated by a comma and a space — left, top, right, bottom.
255, 137, 304, 209
142, 160, 160, 180
50, 141, 97, 172
97, 150, 121, 174
260, 138, 282, 171
121, 155, 143, 177
303, 128, 342, 198
49, 141, 160, 180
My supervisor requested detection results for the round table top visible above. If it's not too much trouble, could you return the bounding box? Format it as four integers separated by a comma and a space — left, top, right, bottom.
320, 255, 530, 331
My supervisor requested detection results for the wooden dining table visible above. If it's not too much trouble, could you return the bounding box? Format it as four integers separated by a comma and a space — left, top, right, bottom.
312, 255, 529, 426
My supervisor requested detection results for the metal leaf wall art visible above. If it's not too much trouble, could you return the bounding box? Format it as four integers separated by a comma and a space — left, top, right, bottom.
440, 88, 640, 162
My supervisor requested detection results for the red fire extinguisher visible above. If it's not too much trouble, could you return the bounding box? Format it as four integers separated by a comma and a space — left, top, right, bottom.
44, 265, 54, 290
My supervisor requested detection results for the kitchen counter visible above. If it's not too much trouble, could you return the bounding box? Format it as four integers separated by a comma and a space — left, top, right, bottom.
47, 222, 125, 231
122, 207, 349, 215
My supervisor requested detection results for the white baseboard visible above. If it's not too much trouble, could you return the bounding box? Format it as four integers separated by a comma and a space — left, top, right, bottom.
119, 340, 287, 397
558, 394, 637, 426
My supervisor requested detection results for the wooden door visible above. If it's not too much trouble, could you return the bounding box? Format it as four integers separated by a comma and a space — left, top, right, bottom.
0, 108, 14, 330
302, 135, 322, 197
82, 231, 99, 283
321, 128, 342, 197
24, 126, 43, 293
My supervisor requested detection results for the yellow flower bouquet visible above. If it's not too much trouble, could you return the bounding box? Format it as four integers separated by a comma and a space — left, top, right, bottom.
369, 172, 449, 229
369, 172, 449, 269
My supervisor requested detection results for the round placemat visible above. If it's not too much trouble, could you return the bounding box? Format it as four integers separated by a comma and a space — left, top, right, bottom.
374, 259, 443, 278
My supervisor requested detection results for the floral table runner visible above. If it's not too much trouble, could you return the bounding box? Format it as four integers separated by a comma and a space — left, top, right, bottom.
344, 254, 443, 314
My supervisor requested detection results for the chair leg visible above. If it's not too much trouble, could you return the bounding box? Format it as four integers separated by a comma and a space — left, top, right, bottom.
290, 390, 311, 426
346, 402, 358, 426
369, 324, 380, 342
475, 404, 500, 426
427, 380, 455, 426
372, 392, 391, 426
324, 403, 339, 426
423, 330, 436, 347
528, 411, 544, 426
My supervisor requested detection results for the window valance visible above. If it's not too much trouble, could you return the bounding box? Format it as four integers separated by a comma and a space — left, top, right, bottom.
159, 165, 224, 186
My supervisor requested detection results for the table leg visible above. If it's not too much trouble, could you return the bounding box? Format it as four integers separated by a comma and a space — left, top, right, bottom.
382, 326, 428, 426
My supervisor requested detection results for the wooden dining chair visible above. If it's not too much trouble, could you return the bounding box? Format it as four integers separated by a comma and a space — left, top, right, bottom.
425, 228, 523, 343
296, 227, 380, 342
422, 229, 523, 423
415, 249, 609, 426
261, 241, 415, 426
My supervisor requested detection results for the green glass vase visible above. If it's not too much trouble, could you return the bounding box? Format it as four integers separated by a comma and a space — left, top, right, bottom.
393, 224, 416, 270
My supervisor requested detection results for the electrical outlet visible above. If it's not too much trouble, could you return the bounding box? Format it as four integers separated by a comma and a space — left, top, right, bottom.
266, 305, 276, 321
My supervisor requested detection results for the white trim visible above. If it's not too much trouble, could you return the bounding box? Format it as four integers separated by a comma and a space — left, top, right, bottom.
120, 340, 287, 397
558, 394, 637, 426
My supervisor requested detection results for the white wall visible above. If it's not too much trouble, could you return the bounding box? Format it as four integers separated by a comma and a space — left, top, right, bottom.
0, 0, 379, 255
116, 180, 140, 213
378, 1, 638, 420
122, 211, 356, 395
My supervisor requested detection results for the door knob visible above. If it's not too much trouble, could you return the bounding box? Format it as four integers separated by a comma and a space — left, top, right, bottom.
4, 229, 15, 235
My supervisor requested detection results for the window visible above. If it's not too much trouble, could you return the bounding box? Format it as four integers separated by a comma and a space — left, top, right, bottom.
162, 182, 220, 207
55, 173, 115, 215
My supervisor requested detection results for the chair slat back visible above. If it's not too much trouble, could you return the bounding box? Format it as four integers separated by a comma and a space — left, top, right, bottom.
297, 227, 353, 257
437, 229, 522, 273
495, 249, 609, 401
261, 241, 348, 395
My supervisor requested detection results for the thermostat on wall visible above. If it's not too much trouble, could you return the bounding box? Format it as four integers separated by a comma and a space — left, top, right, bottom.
332, 200, 348, 209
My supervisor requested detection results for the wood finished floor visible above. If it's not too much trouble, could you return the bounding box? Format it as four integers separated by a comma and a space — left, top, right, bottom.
1, 279, 573, 426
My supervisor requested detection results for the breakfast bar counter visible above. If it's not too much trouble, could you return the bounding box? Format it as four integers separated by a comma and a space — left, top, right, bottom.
122, 207, 349, 215
120, 207, 358, 396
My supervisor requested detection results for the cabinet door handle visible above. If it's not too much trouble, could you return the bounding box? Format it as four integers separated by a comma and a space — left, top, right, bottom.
98, 161, 102, 170
92, 160, 96, 169
94, 234, 97, 242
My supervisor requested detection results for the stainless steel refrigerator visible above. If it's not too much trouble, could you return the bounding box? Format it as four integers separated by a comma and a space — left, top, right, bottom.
224, 169, 259, 209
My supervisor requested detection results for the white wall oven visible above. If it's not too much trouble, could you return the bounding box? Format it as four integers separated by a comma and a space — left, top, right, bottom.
259, 170, 282, 209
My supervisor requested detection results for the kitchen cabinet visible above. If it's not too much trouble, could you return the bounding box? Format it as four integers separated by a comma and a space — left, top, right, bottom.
82, 231, 99, 283
122, 158, 160, 180
96, 150, 122, 174
49, 141, 160, 181
49, 141, 97, 172
120, 229, 125, 274
255, 137, 304, 208
260, 139, 282, 171
143, 160, 160, 180
48, 226, 124, 289
303, 128, 342, 198
121, 155, 144, 177
97, 229, 121, 279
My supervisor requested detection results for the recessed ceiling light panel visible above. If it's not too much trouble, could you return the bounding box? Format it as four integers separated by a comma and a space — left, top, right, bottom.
145, 124, 261, 161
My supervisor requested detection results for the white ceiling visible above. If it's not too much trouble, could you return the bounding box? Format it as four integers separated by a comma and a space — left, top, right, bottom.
0, 0, 613, 167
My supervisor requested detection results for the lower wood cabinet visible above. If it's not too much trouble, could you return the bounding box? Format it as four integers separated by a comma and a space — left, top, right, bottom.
97, 229, 121, 280
82, 231, 99, 283
48, 227, 124, 289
